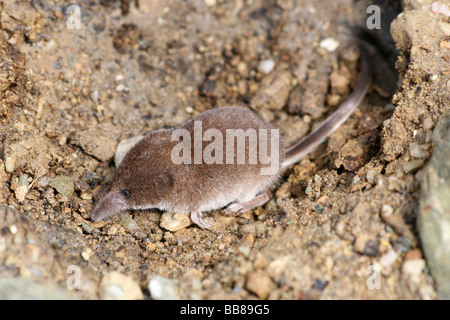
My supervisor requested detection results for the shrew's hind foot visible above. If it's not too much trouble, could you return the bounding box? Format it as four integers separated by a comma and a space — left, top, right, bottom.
223, 190, 272, 216
190, 211, 213, 230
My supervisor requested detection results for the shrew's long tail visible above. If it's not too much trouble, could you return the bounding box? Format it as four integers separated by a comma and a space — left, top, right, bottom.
282, 46, 372, 169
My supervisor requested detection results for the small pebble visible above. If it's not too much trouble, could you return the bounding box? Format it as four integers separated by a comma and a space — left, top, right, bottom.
402, 259, 426, 281
381, 204, 393, 217
99, 272, 144, 300
404, 248, 423, 260
258, 59, 275, 75
4, 157, 15, 173
148, 276, 179, 300
312, 279, 329, 291
410, 142, 426, 158
8, 224, 18, 235
301, 289, 322, 300
245, 271, 274, 299
403, 159, 425, 173
81, 247, 92, 261
121, 215, 140, 233
363, 240, 380, 256
238, 80, 247, 95
91, 90, 99, 103
79, 191, 91, 200
254, 222, 267, 237
354, 234, 379, 256
191, 278, 202, 291
423, 117, 434, 130
49, 175, 74, 202
13, 174, 29, 202
240, 221, 266, 238
432, 2, 450, 17
107, 226, 118, 236
91, 221, 106, 229
147, 242, 157, 251
57, 136, 67, 145
237, 61, 249, 77
330, 71, 349, 93
37, 176, 50, 188
366, 169, 377, 185
380, 250, 399, 268
245, 234, 254, 246
160, 212, 192, 231
81, 223, 95, 234
240, 223, 256, 235
44, 188, 58, 206
335, 221, 347, 237
53, 10, 63, 19
115, 84, 126, 92
313, 204, 323, 213
440, 37, 450, 49
391, 237, 413, 253
319, 37, 339, 52
238, 245, 251, 257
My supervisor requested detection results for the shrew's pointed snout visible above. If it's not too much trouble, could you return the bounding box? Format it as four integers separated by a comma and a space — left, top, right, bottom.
91, 191, 127, 222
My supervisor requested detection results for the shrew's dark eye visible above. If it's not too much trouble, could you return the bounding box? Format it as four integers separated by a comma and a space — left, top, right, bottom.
122, 189, 131, 199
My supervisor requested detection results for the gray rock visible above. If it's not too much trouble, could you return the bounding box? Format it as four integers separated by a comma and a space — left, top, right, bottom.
69, 126, 118, 162
418, 109, 450, 300
120, 214, 140, 232
49, 175, 74, 202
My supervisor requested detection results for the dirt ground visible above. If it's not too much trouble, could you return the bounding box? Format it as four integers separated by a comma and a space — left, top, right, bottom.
0, 0, 448, 300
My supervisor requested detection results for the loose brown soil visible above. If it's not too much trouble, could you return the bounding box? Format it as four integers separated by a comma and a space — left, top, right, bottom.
0, 0, 448, 299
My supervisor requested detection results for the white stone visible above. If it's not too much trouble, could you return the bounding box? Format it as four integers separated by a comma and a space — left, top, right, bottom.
320, 37, 339, 52
148, 276, 179, 300
258, 59, 275, 74
8, 225, 18, 235
380, 249, 399, 268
